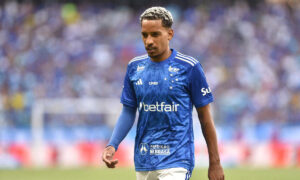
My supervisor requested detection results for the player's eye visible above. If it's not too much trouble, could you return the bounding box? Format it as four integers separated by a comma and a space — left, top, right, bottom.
142, 33, 147, 38
151, 32, 160, 37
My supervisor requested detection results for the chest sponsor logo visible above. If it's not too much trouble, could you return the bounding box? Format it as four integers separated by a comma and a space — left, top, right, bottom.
149, 81, 158, 85
139, 143, 148, 155
201, 87, 211, 96
137, 65, 145, 72
168, 66, 180, 73
139, 102, 179, 112
136, 79, 143, 85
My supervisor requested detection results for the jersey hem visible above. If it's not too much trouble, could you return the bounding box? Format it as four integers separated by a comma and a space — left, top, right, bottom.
135, 163, 193, 172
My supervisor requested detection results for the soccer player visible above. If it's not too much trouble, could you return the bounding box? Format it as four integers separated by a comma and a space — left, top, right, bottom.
102, 7, 224, 180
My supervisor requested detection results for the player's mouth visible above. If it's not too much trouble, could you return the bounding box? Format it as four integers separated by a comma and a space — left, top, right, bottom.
146, 47, 156, 53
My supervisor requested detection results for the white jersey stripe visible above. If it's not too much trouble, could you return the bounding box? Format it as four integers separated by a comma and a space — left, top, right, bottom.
131, 55, 148, 61
177, 52, 198, 63
177, 53, 198, 64
129, 54, 148, 64
129, 58, 146, 64
176, 54, 197, 65
134, 54, 148, 60
175, 56, 195, 66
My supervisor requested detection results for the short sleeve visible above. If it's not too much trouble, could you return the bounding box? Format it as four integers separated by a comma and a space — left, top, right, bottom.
120, 65, 137, 108
188, 63, 213, 108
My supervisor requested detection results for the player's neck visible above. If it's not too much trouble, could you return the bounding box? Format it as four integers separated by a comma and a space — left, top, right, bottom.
151, 49, 172, 62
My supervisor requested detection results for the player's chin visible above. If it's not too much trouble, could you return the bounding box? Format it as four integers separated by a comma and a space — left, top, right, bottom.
147, 51, 158, 58
146, 49, 157, 56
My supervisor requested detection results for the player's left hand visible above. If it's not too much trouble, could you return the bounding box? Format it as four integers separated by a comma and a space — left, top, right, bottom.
208, 163, 224, 180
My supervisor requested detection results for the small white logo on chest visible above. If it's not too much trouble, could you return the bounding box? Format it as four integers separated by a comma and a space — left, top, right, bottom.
136, 79, 143, 85
168, 66, 179, 72
137, 65, 145, 71
149, 81, 158, 85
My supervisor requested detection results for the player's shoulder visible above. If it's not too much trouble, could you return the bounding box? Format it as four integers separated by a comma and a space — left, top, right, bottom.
174, 51, 200, 68
128, 54, 148, 67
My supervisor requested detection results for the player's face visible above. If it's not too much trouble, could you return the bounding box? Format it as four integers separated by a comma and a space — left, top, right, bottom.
141, 19, 173, 60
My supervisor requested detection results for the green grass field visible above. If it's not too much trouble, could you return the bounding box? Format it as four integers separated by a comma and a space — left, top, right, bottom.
0, 167, 300, 180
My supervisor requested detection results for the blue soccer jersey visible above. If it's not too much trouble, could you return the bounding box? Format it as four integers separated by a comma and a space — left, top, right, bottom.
121, 49, 213, 172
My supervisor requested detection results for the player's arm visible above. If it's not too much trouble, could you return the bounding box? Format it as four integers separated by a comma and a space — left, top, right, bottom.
196, 104, 224, 180
102, 104, 137, 168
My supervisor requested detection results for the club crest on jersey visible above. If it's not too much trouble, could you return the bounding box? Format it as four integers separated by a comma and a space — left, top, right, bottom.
136, 79, 143, 85
139, 143, 148, 155
168, 66, 179, 73
137, 65, 145, 72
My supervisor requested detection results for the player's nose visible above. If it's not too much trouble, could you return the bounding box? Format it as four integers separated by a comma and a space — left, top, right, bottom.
145, 37, 154, 46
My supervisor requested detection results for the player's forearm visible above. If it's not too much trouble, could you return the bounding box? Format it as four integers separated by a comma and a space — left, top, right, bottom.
201, 118, 221, 165
197, 105, 221, 165
107, 105, 137, 150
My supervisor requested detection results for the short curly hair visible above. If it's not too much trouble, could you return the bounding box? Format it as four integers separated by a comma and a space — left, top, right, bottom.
140, 7, 173, 28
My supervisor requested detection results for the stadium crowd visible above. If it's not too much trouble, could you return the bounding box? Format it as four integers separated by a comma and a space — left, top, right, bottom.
0, 1, 299, 142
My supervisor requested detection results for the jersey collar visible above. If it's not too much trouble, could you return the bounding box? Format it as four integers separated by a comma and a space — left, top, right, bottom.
148, 49, 177, 65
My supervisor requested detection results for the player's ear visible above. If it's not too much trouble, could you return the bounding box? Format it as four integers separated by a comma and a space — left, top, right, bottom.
167, 28, 174, 40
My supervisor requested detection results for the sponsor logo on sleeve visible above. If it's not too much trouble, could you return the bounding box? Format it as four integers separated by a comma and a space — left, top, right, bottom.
201, 87, 211, 96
